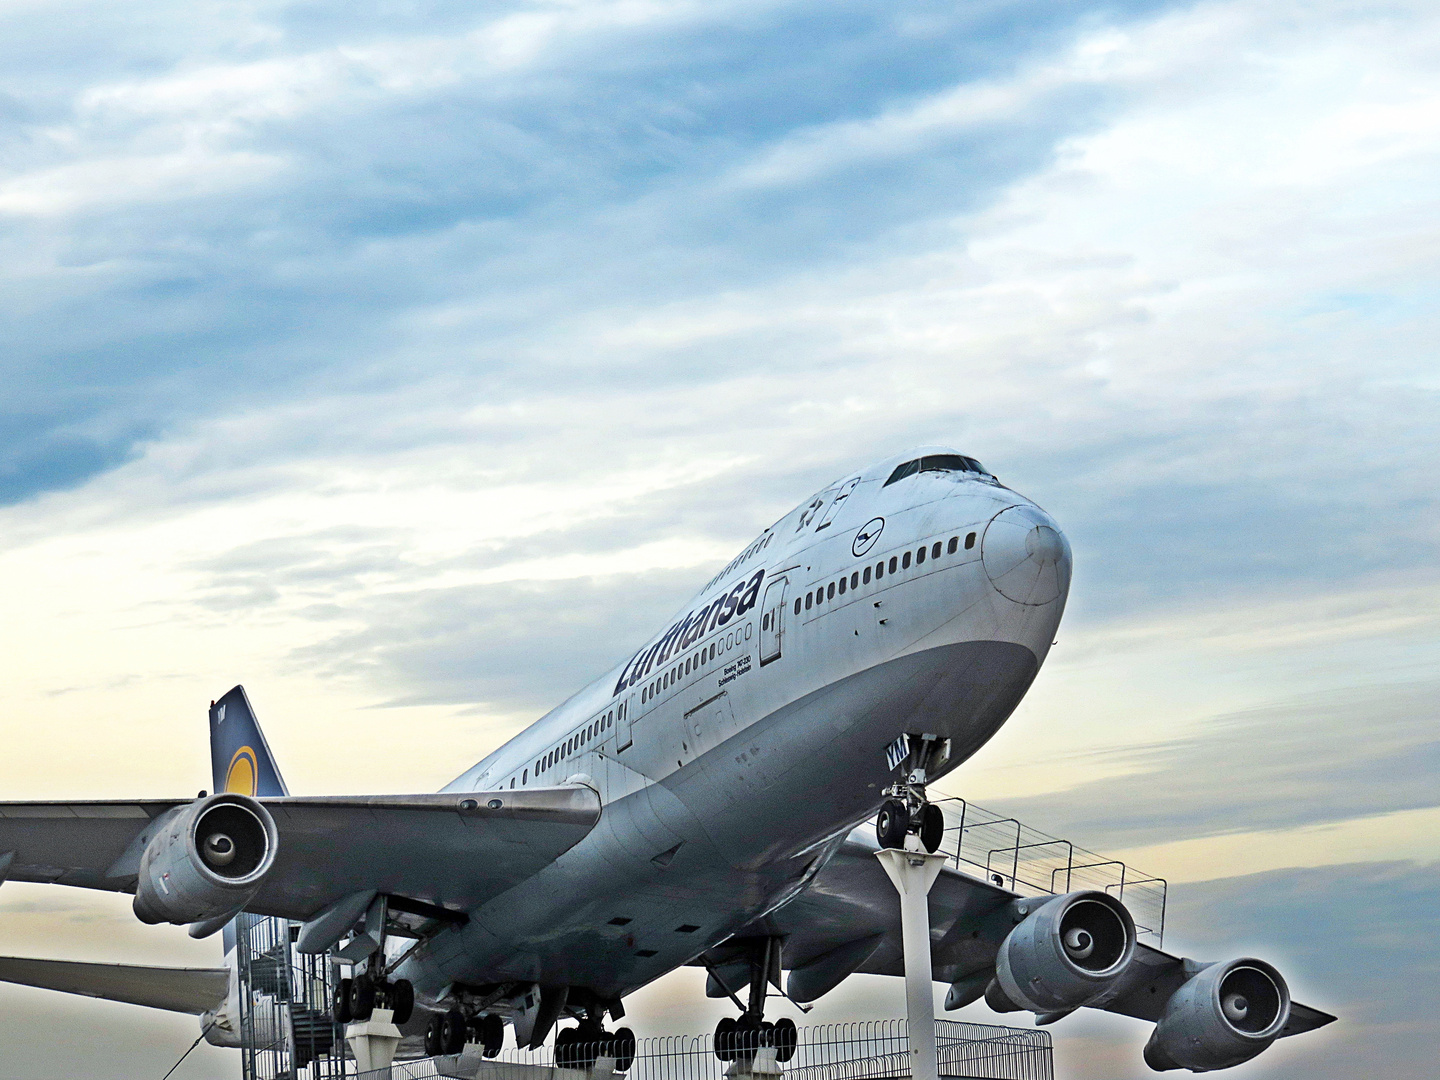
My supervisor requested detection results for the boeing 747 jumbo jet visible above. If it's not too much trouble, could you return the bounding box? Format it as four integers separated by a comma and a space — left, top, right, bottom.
0, 447, 1332, 1073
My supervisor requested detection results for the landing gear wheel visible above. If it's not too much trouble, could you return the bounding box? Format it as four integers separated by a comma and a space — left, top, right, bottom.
773, 1017, 798, 1062
424, 1014, 445, 1057
333, 978, 353, 1024
612, 1026, 636, 1071
734, 1014, 763, 1056
441, 1008, 468, 1055
555, 1027, 585, 1069
876, 798, 909, 849
714, 1016, 737, 1061
919, 802, 944, 853
480, 1013, 505, 1058
348, 975, 376, 1022
389, 979, 415, 1025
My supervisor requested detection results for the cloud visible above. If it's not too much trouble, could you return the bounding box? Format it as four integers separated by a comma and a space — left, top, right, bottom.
987, 681, 1440, 850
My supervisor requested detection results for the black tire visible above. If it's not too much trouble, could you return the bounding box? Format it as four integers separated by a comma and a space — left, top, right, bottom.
333, 978, 353, 1025
613, 1026, 636, 1071
714, 1016, 737, 1062
920, 802, 944, 853
480, 1013, 505, 1058
555, 1027, 580, 1069
773, 1017, 798, 1062
876, 798, 909, 849
574, 1031, 601, 1072
735, 1014, 762, 1056
441, 1009, 468, 1055
424, 1014, 445, 1057
389, 979, 415, 1025
348, 975, 376, 1022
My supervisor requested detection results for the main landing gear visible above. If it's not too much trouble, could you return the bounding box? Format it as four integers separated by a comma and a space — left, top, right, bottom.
554, 1021, 637, 1071
422, 1010, 506, 1058
876, 733, 951, 854
333, 971, 415, 1025
711, 938, 799, 1064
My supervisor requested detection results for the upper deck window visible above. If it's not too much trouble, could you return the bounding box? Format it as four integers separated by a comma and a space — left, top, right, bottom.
883, 454, 987, 487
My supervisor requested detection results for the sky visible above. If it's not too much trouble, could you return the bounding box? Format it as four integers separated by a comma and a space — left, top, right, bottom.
0, 0, 1437, 1076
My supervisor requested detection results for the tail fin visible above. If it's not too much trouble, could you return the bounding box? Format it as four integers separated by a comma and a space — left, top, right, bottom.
209, 686, 289, 798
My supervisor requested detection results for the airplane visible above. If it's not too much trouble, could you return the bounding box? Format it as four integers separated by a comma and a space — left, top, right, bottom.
0, 446, 1333, 1073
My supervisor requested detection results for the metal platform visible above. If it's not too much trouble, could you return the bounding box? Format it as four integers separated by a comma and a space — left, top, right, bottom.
932, 797, 1167, 945
356, 1020, 1052, 1080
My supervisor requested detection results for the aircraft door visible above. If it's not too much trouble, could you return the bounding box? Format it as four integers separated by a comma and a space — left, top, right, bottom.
617, 695, 635, 752
758, 576, 788, 666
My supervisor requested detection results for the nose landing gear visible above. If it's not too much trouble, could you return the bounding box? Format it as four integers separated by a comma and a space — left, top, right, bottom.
876, 734, 950, 854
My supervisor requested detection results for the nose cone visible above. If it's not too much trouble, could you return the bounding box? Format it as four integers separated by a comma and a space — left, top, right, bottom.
981, 504, 1072, 606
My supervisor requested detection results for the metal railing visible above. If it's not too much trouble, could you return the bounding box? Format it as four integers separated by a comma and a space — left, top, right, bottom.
236, 912, 348, 1080
361, 1019, 1052, 1080
934, 798, 1167, 945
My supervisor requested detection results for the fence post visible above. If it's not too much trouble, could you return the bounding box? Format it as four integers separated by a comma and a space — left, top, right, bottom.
875, 848, 947, 1080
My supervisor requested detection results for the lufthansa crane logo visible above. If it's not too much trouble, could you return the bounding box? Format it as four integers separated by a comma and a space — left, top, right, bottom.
225, 747, 259, 796
852, 517, 885, 558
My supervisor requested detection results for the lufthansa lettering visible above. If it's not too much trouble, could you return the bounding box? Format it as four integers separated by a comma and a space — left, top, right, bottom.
613, 569, 765, 696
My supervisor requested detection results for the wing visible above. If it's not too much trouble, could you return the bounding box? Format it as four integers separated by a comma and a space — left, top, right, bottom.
0, 786, 600, 921
0, 956, 229, 1014
746, 831, 1335, 1037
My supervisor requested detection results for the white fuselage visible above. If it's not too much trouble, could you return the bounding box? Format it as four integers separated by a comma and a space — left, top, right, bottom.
402, 446, 1071, 1005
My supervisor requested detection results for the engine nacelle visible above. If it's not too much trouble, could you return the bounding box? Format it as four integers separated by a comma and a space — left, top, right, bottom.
994, 890, 1137, 1013
1144, 958, 1290, 1072
132, 793, 277, 925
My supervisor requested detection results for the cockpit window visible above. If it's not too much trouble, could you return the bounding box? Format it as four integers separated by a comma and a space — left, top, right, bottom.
883, 454, 987, 487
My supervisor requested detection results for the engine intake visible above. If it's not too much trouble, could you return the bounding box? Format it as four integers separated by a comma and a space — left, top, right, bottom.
1144, 958, 1290, 1072
993, 890, 1137, 1013
133, 793, 278, 925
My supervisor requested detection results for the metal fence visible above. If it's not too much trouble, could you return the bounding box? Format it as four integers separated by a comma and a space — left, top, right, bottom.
236, 912, 348, 1080
359, 1019, 1052, 1080
933, 797, 1167, 945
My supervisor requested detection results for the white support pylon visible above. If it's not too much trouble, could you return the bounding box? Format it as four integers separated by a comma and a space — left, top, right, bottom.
876, 847, 948, 1080
346, 1007, 403, 1076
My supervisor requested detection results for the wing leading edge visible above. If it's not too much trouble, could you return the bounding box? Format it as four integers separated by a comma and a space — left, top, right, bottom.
0, 785, 601, 922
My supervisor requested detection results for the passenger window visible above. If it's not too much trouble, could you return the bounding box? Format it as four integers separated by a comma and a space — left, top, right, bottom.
838, 577, 846, 595
888, 556, 897, 573
901, 552, 911, 569
965, 532, 976, 549
794, 598, 801, 615
863, 566, 872, 584
806, 593, 813, 610
851, 571, 859, 589
948, 537, 958, 554
523, 769, 528, 783
876, 561, 885, 579
916, 546, 926, 564
827, 582, 835, 600
709, 643, 717, 660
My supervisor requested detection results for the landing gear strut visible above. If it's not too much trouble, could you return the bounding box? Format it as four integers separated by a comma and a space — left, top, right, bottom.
876, 733, 950, 854
711, 938, 799, 1063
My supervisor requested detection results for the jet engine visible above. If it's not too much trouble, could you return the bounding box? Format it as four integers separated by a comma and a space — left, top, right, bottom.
132, 793, 278, 925
1143, 958, 1290, 1072
991, 890, 1137, 1014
